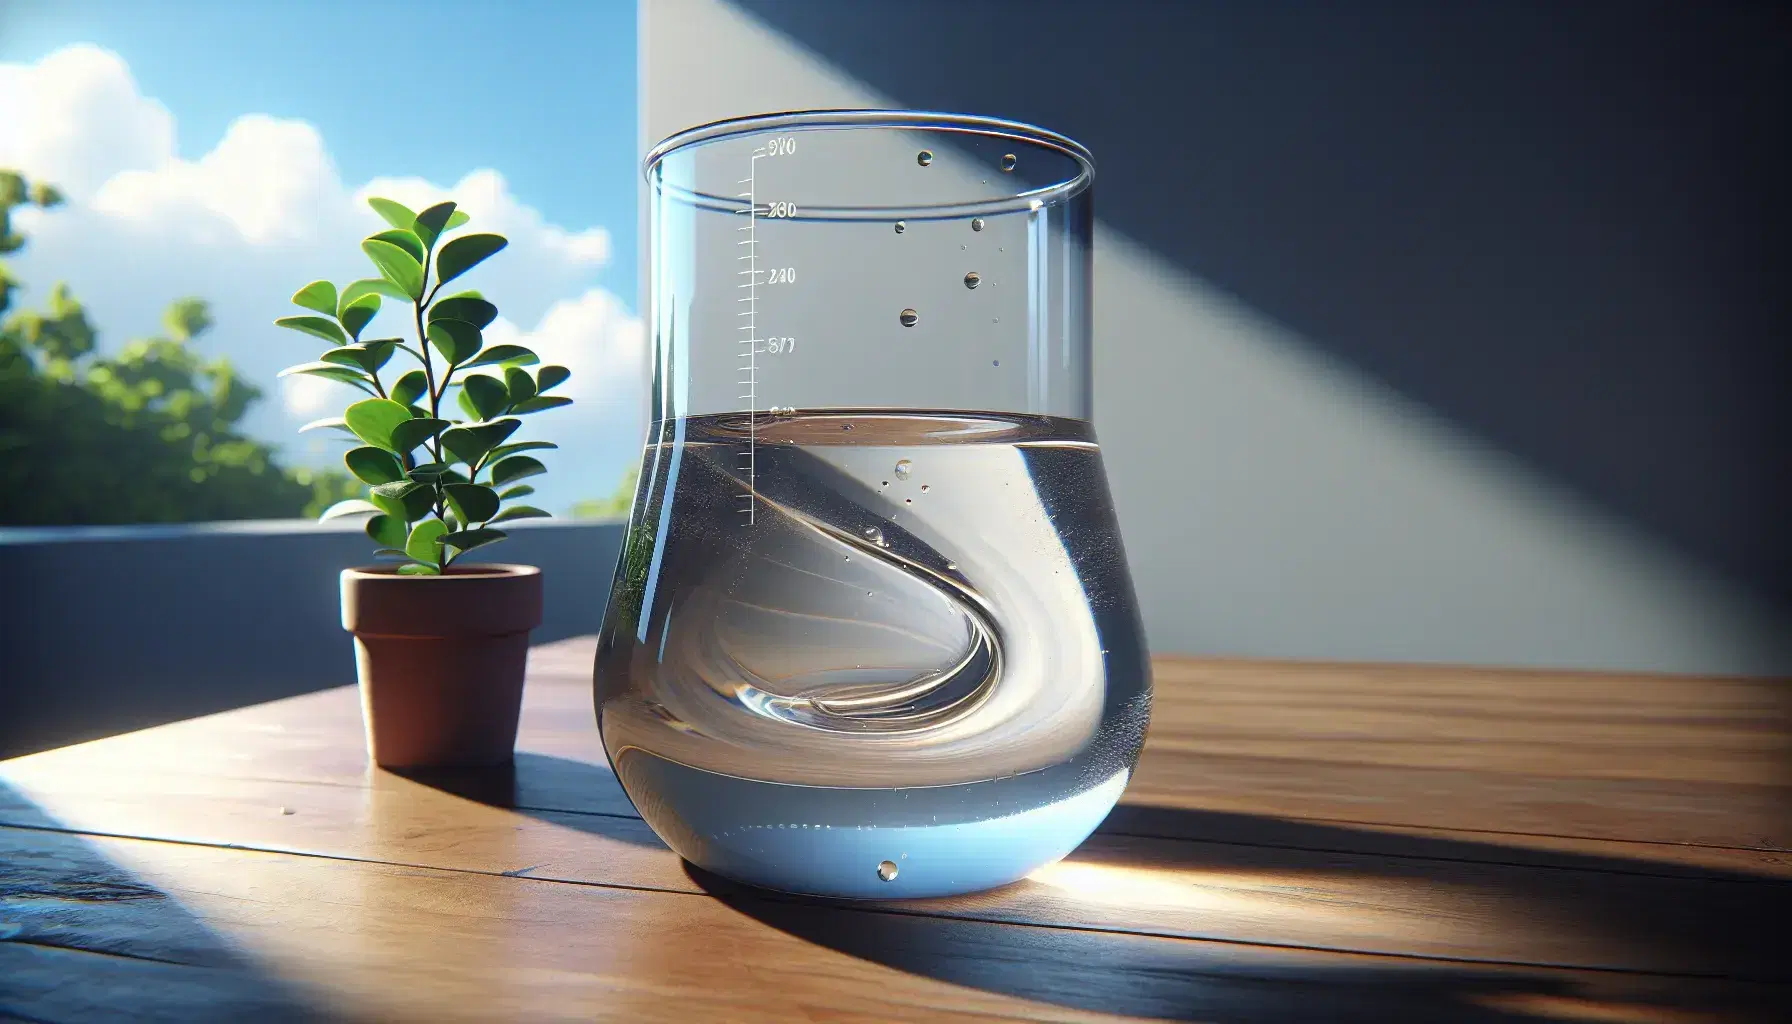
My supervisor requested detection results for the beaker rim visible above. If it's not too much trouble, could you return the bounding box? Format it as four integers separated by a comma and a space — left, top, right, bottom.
643, 108, 1095, 187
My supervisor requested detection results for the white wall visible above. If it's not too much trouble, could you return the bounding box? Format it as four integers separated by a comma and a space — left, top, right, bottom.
640, 0, 1792, 675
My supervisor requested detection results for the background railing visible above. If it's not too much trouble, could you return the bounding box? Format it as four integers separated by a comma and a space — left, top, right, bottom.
0, 519, 624, 759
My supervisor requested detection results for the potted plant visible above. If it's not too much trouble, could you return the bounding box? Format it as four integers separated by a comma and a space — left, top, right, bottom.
276, 196, 571, 768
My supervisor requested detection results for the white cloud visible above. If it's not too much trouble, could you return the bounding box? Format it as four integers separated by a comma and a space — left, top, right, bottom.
0, 44, 174, 198
0, 45, 643, 513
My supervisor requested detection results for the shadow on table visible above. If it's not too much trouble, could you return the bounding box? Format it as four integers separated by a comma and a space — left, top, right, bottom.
1099, 803, 1791, 984
389, 751, 664, 848
684, 865, 1578, 1023
683, 802, 1791, 1023
0, 783, 324, 1021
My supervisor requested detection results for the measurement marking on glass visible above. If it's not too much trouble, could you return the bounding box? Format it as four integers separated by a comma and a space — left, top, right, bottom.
741, 147, 765, 522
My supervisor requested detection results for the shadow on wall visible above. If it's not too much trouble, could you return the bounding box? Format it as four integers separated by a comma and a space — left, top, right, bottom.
733, 0, 1792, 611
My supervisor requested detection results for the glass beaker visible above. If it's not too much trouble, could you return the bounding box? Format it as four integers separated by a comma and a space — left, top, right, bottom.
596, 110, 1151, 899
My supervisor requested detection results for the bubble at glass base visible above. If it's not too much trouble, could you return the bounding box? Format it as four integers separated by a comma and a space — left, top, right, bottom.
595, 411, 1152, 899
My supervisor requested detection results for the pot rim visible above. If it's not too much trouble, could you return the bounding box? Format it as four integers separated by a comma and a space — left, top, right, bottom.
342, 563, 541, 582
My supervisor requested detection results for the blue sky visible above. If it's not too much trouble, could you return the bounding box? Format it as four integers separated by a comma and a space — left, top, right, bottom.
0, 0, 646, 511
0, 0, 640, 302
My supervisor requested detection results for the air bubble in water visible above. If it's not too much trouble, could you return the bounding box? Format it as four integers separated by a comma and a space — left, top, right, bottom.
971, 218, 985, 232
894, 459, 913, 480
899, 308, 919, 327
877, 860, 899, 881
963, 271, 981, 289
1001, 153, 1018, 172
916, 150, 933, 167
862, 526, 886, 547
894, 221, 906, 234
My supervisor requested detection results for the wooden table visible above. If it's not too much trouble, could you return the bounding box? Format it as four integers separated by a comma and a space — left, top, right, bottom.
2, 638, 1788, 1022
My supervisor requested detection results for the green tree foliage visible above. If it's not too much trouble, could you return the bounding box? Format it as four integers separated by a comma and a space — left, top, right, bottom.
283, 196, 572, 574
569, 465, 639, 520
0, 170, 358, 525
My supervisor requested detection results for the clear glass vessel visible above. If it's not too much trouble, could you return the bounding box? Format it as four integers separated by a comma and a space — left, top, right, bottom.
595, 110, 1150, 898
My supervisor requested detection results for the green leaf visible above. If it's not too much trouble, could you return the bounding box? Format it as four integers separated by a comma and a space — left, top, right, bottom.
340, 277, 410, 310
428, 294, 498, 329
343, 398, 414, 452
435, 232, 508, 285
534, 365, 570, 393
406, 461, 450, 479
277, 362, 376, 394
441, 527, 507, 555
444, 210, 471, 230
370, 481, 435, 521
291, 281, 338, 316
440, 419, 520, 465
390, 417, 450, 455
339, 293, 380, 340
318, 498, 380, 521
413, 201, 456, 249
274, 315, 347, 345
367, 197, 417, 231
389, 369, 427, 407
487, 440, 557, 461
444, 482, 500, 523
405, 518, 448, 564
462, 345, 537, 368
397, 562, 440, 576
426, 319, 482, 365
366, 514, 407, 548
489, 505, 550, 524
369, 228, 425, 264
490, 455, 546, 487
321, 341, 396, 375
462, 374, 509, 420
362, 238, 424, 299
297, 416, 350, 434
504, 366, 537, 403
509, 395, 572, 415
372, 548, 409, 560
345, 446, 405, 485
368, 487, 406, 520
497, 484, 534, 500
456, 386, 480, 422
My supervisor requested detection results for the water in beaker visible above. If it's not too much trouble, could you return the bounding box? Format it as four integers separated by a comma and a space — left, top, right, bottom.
596, 111, 1150, 899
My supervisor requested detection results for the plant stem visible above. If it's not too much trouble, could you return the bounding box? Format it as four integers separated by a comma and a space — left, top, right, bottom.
412, 283, 449, 574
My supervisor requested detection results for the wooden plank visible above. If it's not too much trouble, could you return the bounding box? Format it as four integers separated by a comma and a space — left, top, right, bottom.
11, 637, 1786, 862
1130, 657, 1792, 852
4, 754, 1789, 980
1, 826, 1780, 1023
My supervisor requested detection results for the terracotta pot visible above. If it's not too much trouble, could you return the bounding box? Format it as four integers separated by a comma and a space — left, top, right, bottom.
340, 563, 543, 768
